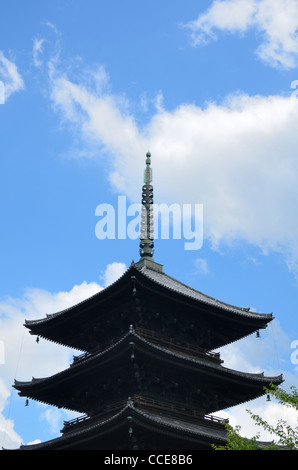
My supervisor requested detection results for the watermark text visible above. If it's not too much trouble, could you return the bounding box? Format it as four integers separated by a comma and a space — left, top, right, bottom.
95, 196, 203, 251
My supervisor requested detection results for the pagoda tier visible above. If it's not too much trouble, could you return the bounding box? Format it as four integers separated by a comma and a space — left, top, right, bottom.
12, 152, 284, 450
24, 261, 274, 353
14, 326, 283, 418
17, 398, 230, 450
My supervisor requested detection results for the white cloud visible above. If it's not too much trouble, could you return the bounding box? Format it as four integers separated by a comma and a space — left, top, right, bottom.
0, 272, 106, 448
39, 408, 66, 435
101, 262, 127, 287
184, 0, 298, 69
46, 63, 298, 275
0, 51, 24, 102
215, 324, 298, 442
0, 407, 23, 450
0, 259, 131, 448
33, 38, 46, 68
220, 396, 298, 442
0, 254, 294, 446
0, 380, 21, 450
49, 64, 146, 163
217, 320, 290, 373
185, 0, 257, 44
193, 258, 209, 275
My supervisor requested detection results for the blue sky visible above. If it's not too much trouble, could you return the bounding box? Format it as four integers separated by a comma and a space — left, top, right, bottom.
0, 0, 298, 448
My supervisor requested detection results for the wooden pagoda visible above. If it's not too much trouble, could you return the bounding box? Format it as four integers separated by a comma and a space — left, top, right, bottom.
13, 152, 283, 450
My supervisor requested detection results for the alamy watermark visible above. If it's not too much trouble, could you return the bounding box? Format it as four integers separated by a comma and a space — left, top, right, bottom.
290, 80, 298, 98
0, 81, 5, 104
95, 196, 203, 251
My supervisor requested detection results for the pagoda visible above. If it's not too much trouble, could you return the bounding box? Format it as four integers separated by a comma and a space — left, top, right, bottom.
13, 152, 283, 450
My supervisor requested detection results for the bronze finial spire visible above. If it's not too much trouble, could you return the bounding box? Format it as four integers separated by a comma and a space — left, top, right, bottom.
139, 151, 154, 259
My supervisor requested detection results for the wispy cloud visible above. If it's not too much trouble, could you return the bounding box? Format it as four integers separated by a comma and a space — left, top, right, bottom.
45, 59, 298, 277
0, 257, 294, 445
0, 277, 102, 448
0, 52, 24, 102
216, 324, 298, 440
183, 0, 298, 69
0, 258, 129, 448
100, 262, 127, 287
28, 24, 298, 277
32, 38, 46, 68
194, 258, 210, 275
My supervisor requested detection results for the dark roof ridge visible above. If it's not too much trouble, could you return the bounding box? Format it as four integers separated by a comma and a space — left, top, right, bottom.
24, 262, 137, 327
137, 264, 273, 319
14, 327, 283, 391
15, 398, 228, 450
24, 260, 273, 330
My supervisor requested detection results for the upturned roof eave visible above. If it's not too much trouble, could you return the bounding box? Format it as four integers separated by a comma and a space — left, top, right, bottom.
138, 265, 274, 320
13, 328, 283, 395
24, 263, 137, 329
15, 401, 229, 450
24, 261, 274, 332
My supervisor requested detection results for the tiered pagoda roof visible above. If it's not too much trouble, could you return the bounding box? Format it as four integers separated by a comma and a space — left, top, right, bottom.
23, 260, 275, 352
16, 397, 231, 450
15, 321, 282, 411
12, 152, 283, 450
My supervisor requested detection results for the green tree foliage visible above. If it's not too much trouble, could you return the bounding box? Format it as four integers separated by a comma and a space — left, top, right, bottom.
213, 384, 298, 450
